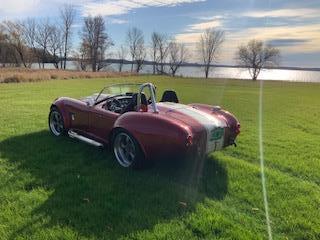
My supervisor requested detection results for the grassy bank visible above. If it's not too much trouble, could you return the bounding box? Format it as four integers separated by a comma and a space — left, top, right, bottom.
0, 68, 135, 83
0, 76, 319, 239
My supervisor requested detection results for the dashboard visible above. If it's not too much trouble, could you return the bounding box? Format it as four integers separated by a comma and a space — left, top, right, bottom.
103, 95, 133, 113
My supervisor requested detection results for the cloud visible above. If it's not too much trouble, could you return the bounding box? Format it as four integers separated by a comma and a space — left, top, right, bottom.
242, 8, 320, 19
175, 15, 320, 64
266, 39, 309, 47
236, 24, 320, 49
109, 18, 128, 24
0, 0, 84, 19
0, 0, 40, 16
175, 17, 223, 43
82, 0, 205, 16
187, 19, 222, 31
175, 32, 202, 44
222, 23, 320, 63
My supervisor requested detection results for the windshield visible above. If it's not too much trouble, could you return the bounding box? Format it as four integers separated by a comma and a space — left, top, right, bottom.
95, 83, 143, 102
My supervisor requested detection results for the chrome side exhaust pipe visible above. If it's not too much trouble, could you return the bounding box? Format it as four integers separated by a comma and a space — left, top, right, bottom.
68, 130, 103, 147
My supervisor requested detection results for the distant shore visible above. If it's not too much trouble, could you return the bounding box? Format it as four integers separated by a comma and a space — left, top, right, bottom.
68, 58, 320, 72
1, 68, 319, 84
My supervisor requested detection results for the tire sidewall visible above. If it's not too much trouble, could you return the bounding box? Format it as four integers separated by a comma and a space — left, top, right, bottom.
112, 129, 145, 169
48, 107, 66, 137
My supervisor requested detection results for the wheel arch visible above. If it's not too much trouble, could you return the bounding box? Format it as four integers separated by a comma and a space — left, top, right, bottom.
49, 101, 71, 130
109, 126, 147, 160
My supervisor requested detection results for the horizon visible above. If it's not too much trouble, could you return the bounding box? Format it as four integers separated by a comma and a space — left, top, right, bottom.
0, 0, 319, 68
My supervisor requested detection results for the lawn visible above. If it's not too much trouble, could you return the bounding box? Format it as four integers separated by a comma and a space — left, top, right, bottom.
0, 76, 319, 239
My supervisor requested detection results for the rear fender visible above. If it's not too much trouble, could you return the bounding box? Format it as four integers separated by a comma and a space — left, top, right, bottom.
113, 112, 192, 160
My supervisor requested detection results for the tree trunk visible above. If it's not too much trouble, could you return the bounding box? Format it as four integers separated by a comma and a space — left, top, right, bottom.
131, 57, 134, 72
17, 51, 27, 68
205, 65, 210, 79
119, 61, 123, 72
42, 48, 46, 69
252, 67, 260, 81
63, 34, 68, 70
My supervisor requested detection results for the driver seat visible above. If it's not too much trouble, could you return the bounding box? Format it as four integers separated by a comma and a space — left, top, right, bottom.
122, 93, 148, 113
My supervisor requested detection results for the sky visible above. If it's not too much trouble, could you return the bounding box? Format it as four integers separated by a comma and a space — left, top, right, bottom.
0, 0, 319, 67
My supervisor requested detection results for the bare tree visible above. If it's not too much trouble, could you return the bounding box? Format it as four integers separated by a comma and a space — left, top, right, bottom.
237, 39, 280, 80
48, 26, 63, 69
80, 15, 113, 72
73, 44, 89, 71
135, 40, 146, 73
0, 26, 13, 67
21, 18, 40, 67
168, 41, 188, 77
60, 4, 76, 69
117, 45, 127, 72
198, 28, 224, 79
150, 32, 158, 74
126, 27, 144, 72
154, 32, 169, 74
36, 19, 54, 68
2, 21, 30, 67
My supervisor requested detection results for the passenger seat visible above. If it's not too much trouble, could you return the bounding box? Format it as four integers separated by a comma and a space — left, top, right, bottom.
160, 90, 179, 103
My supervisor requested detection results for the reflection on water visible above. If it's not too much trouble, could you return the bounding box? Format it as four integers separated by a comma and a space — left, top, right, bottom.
175, 66, 320, 82
32, 62, 320, 83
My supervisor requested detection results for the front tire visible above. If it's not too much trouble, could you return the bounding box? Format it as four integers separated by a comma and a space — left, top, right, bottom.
112, 130, 145, 168
49, 107, 66, 137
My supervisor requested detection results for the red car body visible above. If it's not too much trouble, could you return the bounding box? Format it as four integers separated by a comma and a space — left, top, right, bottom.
49, 83, 240, 166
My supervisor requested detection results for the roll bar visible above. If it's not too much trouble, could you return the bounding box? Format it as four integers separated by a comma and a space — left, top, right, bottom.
137, 83, 158, 113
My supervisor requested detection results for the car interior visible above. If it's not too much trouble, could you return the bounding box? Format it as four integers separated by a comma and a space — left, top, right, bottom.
102, 92, 148, 114
102, 90, 179, 114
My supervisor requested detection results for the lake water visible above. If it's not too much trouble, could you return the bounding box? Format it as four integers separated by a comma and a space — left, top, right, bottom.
33, 62, 320, 83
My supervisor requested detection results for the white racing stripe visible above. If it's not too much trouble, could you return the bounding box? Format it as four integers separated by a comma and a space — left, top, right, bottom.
159, 102, 226, 153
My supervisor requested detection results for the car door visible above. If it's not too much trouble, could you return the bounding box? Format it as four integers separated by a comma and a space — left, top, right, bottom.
87, 104, 119, 143
65, 100, 89, 133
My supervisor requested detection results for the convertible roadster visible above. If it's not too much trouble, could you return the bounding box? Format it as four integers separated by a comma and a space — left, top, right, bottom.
49, 83, 240, 168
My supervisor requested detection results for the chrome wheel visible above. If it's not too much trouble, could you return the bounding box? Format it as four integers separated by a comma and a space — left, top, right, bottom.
49, 109, 64, 136
113, 132, 136, 167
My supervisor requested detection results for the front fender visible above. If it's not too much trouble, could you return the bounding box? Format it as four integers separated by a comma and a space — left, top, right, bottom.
50, 97, 71, 130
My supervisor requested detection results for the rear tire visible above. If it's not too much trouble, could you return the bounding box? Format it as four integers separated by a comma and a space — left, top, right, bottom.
49, 107, 66, 137
112, 129, 145, 169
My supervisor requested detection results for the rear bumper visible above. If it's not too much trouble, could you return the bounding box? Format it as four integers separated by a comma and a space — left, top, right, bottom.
191, 126, 239, 156
223, 127, 239, 147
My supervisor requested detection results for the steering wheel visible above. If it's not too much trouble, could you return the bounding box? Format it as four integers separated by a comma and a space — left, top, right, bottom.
106, 97, 122, 113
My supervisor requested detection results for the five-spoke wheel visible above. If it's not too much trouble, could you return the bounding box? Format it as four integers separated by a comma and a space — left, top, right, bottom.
113, 130, 144, 168
49, 108, 65, 136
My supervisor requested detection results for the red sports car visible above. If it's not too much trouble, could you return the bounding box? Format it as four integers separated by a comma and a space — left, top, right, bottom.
49, 83, 240, 168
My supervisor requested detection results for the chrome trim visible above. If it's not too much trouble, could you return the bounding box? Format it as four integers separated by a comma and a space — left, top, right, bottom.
137, 83, 158, 113
68, 130, 103, 147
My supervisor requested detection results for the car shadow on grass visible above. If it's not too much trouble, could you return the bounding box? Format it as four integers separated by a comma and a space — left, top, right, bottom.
0, 130, 228, 239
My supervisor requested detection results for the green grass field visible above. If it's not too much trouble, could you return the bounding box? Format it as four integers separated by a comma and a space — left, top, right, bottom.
0, 76, 320, 239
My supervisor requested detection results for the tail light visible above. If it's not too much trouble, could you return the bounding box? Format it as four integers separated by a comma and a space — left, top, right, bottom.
235, 123, 241, 135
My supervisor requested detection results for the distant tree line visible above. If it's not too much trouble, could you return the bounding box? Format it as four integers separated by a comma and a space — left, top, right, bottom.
0, 5, 76, 70
0, 4, 280, 80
